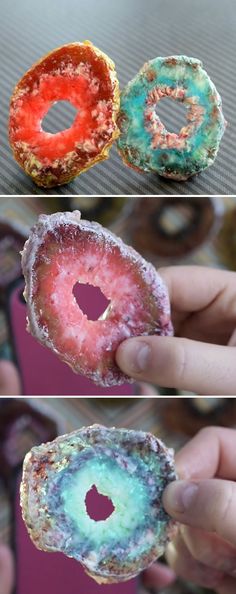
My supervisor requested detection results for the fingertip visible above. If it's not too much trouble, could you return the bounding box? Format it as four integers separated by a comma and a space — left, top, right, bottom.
142, 561, 176, 589
115, 338, 152, 377
163, 480, 199, 517
0, 360, 21, 396
116, 334, 185, 388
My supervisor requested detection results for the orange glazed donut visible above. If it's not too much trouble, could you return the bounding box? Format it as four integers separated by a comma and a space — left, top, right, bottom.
21, 211, 173, 387
9, 42, 119, 187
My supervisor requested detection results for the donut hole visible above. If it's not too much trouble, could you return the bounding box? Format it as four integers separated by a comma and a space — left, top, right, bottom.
157, 203, 196, 237
42, 100, 78, 133
85, 484, 115, 521
73, 282, 110, 321
156, 98, 188, 134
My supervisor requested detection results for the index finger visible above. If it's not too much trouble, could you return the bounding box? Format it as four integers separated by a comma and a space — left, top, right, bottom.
176, 426, 236, 481
159, 266, 233, 313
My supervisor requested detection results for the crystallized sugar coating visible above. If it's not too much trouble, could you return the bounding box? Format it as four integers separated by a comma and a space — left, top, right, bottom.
117, 55, 226, 180
21, 211, 173, 387
20, 425, 177, 583
9, 41, 120, 188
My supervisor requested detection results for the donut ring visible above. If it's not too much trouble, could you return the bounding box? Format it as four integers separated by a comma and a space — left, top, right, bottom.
128, 197, 223, 258
217, 207, 236, 271
117, 56, 226, 180
21, 211, 172, 387
9, 42, 119, 188
68, 196, 127, 227
20, 425, 177, 583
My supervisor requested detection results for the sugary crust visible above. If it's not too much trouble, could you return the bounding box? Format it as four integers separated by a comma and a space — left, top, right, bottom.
20, 425, 177, 583
117, 55, 226, 180
9, 41, 120, 188
21, 211, 172, 387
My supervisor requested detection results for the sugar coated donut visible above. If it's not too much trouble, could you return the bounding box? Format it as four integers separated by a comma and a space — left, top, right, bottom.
21, 211, 172, 386
9, 42, 119, 187
20, 424, 177, 583
117, 56, 226, 180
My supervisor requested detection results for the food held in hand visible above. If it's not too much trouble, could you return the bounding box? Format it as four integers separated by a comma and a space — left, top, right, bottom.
20, 425, 177, 583
117, 55, 226, 180
21, 211, 172, 386
9, 42, 119, 187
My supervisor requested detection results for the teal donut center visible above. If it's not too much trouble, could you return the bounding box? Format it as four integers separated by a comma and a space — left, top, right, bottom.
61, 456, 148, 547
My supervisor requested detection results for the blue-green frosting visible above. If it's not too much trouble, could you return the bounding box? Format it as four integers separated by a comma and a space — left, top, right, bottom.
117, 55, 226, 180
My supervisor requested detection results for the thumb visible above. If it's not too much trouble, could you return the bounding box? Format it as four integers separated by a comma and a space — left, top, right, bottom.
115, 336, 236, 395
163, 479, 236, 547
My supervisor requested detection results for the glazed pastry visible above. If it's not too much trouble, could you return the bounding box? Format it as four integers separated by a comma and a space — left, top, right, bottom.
20, 425, 177, 583
117, 56, 226, 180
21, 211, 172, 386
9, 42, 119, 187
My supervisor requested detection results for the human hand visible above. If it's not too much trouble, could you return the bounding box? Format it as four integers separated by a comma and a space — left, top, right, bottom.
116, 267, 236, 394
160, 426, 236, 593
0, 360, 21, 396
140, 560, 176, 592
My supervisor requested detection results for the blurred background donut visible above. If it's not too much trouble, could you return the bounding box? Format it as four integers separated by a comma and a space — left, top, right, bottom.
125, 197, 223, 258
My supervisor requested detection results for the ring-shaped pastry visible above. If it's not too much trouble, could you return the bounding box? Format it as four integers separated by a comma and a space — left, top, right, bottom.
20, 425, 177, 583
117, 56, 226, 180
21, 211, 172, 386
9, 42, 119, 187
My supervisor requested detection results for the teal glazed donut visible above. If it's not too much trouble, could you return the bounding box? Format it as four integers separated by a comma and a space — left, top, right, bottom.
117, 56, 226, 180
20, 425, 176, 584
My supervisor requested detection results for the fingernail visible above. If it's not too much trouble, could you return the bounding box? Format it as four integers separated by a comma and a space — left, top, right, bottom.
164, 481, 199, 513
118, 340, 151, 374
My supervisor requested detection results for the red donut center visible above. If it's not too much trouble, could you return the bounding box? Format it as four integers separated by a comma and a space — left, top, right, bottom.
12, 69, 112, 162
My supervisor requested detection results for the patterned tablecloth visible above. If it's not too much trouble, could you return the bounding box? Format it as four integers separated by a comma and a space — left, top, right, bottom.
0, 0, 235, 195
